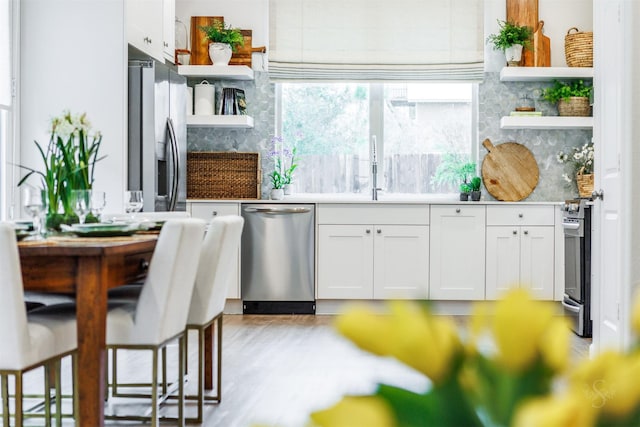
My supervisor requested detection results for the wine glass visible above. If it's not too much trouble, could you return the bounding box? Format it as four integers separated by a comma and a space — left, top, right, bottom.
91, 191, 106, 222
71, 190, 92, 225
23, 186, 48, 238
124, 191, 144, 214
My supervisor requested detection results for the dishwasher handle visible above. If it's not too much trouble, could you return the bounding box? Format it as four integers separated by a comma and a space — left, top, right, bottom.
244, 206, 312, 215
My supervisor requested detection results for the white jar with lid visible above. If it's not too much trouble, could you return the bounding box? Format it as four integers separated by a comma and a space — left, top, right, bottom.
194, 80, 215, 115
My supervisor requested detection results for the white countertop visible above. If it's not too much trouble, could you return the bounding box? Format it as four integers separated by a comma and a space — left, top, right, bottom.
187, 193, 564, 205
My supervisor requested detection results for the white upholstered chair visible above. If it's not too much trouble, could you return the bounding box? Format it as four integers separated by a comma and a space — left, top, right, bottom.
0, 222, 77, 427
105, 218, 205, 427
184, 215, 244, 423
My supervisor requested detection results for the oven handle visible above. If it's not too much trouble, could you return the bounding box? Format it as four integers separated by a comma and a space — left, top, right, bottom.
562, 298, 581, 314
562, 221, 581, 230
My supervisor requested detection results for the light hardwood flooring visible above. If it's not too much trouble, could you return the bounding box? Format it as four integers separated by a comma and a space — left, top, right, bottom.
4, 314, 592, 427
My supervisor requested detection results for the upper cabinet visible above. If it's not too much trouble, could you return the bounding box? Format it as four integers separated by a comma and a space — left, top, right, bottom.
127, 0, 175, 64
499, 66, 594, 130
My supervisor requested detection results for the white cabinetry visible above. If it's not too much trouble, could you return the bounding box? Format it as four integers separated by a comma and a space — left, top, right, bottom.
429, 205, 486, 300
317, 204, 430, 300
485, 206, 555, 300
188, 202, 241, 299
127, 0, 164, 62
162, 0, 175, 63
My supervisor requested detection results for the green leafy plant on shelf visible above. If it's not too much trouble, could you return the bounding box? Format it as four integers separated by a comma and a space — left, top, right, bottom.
199, 21, 245, 52
470, 176, 482, 192
486, 20, 533, 51
542, 79, 593, 103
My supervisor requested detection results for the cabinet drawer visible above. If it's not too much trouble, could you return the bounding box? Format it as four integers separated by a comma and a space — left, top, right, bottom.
190, 202, 240, 220
318, 204, 429, 225
486, 205, 555, 226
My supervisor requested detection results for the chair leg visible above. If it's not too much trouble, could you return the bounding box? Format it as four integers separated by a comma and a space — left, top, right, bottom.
196, 327, 205, 423
111, 348, 119, 396
44, 364, 52, 427
162, 347, 168, 396
73, 355, 79, 420
2, 375, 9, 427
178, 336, 185, 427
54, 359, 62, 427
217, 315, 223, 402
151, 349, 159, 427
15, 373, 23, 427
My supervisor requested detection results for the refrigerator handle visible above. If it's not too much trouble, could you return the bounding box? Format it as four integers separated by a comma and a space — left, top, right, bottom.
166, 117, 180, 211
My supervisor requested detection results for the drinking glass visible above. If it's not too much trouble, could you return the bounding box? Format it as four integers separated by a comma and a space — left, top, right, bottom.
23, 186, 48, 238
71, 190, 92, 225
124, 191, 144, 214
91, 190, 106, 222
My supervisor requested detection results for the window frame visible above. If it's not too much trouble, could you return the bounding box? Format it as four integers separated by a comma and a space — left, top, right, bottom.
276, 81, 480, 195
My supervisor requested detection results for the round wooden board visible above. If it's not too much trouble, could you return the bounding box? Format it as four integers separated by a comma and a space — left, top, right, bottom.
481, 139, 539, 201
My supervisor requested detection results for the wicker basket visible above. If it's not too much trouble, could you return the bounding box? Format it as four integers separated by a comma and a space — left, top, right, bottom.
187, 152, 261, 199
565, 27, 593, 67
558, 97, 591, 117
576, 169, 594, 198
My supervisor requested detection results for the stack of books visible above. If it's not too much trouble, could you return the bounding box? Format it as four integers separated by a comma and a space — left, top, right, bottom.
219, 88, 247, 115
509, 111, 542, 117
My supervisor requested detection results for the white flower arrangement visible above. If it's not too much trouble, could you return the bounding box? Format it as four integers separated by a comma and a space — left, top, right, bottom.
557, 142, 594, 185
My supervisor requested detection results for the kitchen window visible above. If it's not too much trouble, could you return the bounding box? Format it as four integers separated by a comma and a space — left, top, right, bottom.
277, 82, 477, 195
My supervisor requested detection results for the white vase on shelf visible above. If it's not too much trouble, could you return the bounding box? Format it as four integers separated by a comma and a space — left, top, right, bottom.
270, 188, 284, 200
504, 44, 523, 66
209, 43, 233, 66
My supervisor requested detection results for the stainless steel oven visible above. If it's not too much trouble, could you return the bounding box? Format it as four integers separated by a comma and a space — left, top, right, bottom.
562, 199, 592, 337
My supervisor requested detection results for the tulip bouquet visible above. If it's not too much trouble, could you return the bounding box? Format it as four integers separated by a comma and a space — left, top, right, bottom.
310, 289, 640, 427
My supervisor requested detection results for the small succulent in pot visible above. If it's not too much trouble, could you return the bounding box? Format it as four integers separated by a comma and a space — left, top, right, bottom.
470, 176, 482, 201
459, 183, 471, 201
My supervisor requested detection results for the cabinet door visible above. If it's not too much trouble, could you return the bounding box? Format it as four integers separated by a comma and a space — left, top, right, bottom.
127, 0, 164, 62
520, 226, 555, 300
373, 225, 429, 299
429, 206, 486, 300
189, 203, 241, 299
318, 225, 374, 299
486, 226, 521, 299
162, 0, 175, 63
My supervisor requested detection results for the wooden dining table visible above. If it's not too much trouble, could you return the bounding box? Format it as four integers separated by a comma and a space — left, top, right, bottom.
18, 235, 157, 427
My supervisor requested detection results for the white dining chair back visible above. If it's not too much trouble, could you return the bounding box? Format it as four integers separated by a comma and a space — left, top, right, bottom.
188, 216, 244, 325
0, 222, 43, 370
129, 218, 205, 345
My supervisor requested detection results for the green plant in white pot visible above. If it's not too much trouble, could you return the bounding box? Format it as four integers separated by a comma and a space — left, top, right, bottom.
200, 21, 244, 66
486, 20, 533, 66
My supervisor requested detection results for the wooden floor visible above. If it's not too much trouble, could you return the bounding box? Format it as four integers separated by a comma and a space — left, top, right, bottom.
4, 314, 592, 427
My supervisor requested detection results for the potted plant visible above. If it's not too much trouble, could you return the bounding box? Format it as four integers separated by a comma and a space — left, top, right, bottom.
199, 21, 244, 66
269, 168, 285, 200
542, 79, 593, 117
470, 176, 482, 201
459, 183, 471, 201
18, 111, 104, 229
486, 20, 533, 66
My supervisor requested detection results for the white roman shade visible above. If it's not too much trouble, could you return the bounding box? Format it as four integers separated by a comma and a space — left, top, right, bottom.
269, 0, 484, 81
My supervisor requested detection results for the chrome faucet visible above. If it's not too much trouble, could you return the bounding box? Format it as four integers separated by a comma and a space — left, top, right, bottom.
371, 136, 382, 201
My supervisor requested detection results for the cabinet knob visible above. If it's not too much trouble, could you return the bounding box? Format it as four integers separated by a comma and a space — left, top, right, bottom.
512, 230, 517, 235
377, 228, 382, 234
455, 208, 461, 213
164, 42, 169, 47
365, 229, 371, 234
518, 213, 524, 218
524, 230, 529, 235
212, 211, 218, 216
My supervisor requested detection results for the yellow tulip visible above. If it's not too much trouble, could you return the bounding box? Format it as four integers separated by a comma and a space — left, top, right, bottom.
492, 289, 555, 372
540, 317, 571, 372
632, 289, 640, 336
569, 351, 640, 418
513, 393, 597, 427
310, 396, 396, 427
335, 301, 461, 385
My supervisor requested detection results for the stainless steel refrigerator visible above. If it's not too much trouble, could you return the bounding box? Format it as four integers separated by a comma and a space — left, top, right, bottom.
128, 59, 187, 212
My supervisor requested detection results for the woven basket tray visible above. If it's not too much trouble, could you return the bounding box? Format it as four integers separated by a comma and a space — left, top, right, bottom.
187, 152, 261, 199
558, 97, 591, 117
565, 27, 593, 67
576, 171, 594, 198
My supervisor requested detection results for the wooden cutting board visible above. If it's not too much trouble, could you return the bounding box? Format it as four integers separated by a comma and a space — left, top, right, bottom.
481, 139, 539, 201
507, 0, 539, 66
533, 20, 551, 67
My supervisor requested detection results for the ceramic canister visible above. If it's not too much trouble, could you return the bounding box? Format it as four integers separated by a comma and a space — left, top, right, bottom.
186, 86, 193, 115
194, 80, 215, 115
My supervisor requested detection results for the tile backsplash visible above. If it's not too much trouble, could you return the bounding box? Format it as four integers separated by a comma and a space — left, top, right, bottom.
187, 71, 591, 201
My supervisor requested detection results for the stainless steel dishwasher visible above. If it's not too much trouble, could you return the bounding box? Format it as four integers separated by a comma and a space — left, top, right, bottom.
241, 204, 315, 314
